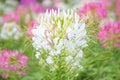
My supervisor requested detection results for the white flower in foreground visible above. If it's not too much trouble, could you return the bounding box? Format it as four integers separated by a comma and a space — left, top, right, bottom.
46, 56, 54, 64
32, 9, 87, 79
0, 22, 22, 40
66, 55, 73, 63
35, 52, 41, 59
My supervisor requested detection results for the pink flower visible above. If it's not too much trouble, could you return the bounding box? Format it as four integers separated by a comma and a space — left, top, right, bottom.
102, 44, 107, 48
0, 49, 28, 77
2, 73, 7, 79
98, 21, 120, 48
79, 2, 107, 19
15, 5, 28, 17
27, 21, 40, 37
100, 0, 112, 8
19, 55, 28, 66
30, 3, 46, 13
98, 29, 107, 42
115, 0, 120, 19
55, 0, 61, 3
97, 7, 107, 18
114, 43, 119, 47
20, 0, 37, 5
18, 72, 26, 76
116, 21, 120, 33
2, 12, 19, 23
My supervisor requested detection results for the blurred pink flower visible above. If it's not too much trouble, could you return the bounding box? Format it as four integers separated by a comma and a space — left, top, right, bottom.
116, 21, 120, 33
2, 12, 19, 23
114, 43, 119, 47
20, 0, 37, 5
97, 7, 107, 18
18, 72, 26, 77
102, 44, 107, 48
100, 0, 112, 8
98, 21, 120, 48
30, 3, 46, 13
19, 55, 28, 66
2, 73, 7, 79
115, 0, 120, 19
98, 28, 107, 42
79, 2, 107, 19
55, 0, 61, 2
0, 49, 28, 77
27, 21, 40, 37
15, 5, 28, 17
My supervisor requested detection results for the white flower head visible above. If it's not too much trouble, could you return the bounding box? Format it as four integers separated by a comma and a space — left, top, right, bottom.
46, 56, 53, 64
76, 50, 83, 58
66, 55, 73, 63
32, 9, 87, 52
32, 9, 88, 78
35, 52, 41, 59
0, 22, 22, 40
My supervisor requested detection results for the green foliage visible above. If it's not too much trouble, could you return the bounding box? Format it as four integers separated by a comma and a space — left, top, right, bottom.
77, 39, 120, 80
0, 0, 120, 80
0, 34, 45, 80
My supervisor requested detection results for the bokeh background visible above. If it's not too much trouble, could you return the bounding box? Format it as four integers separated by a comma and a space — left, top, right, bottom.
0, 0, 120, 80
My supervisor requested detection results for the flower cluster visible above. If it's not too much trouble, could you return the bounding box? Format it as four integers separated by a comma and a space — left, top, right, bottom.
98, 21, 120, 48
20, 0, 37, 5
79, 1, 107, 19
0, 22, 22, 40
0, 49, 28, 78
27, 21, 39, 37
115, 0, 120, 19
100, 0, 111, 8
32, 9, 87, 79
2, 12, 19, 23
1, 0, 120, 80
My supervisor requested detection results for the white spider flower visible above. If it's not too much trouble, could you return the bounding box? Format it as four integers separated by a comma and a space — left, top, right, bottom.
32, 9, 88, 79
66, 55, 74, 63
35, 52, 41, 59
0, 22, 22, 40
46, 56, 54, 64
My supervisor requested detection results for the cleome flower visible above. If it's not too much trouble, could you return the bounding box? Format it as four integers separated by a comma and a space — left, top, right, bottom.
32, 9, 87, 79
79, 1, 107, 19
2, 12, 20, 24
0, 49, 28, 79
98, 21, 120, 48
26, 21, 40, 37
115, 0, 120, 19
0, 22, 22, 40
